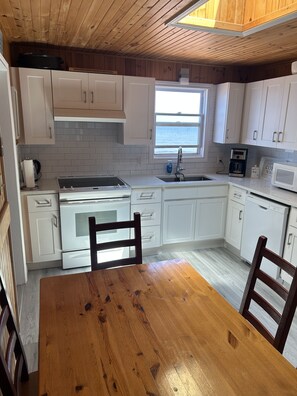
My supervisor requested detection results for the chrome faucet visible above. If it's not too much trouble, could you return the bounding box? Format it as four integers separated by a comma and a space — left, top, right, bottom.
175, 146, 185, 181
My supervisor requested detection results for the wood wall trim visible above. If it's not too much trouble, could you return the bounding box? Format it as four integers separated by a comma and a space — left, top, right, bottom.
0, 202, 10, 251
9, 42, 247, 84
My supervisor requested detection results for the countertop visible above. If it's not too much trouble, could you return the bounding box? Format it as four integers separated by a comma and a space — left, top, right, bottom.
20, 174, 297, 208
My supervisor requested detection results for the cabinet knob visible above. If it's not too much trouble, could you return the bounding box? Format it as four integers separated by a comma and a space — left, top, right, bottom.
91, 91, 94, 104
49, 126, 53, 139
278, 131, 283, 142
272, 131, 278, 142
83, 91, 87, 103
239, 210, 243, 221
253, 130, 257, 140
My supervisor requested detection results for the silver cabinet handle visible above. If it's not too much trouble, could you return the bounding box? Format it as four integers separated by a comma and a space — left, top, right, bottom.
272, 131, 278, 142
253, 130, 257, 140
91, 91, 94, 103
140, 212, 154, 219
83, 91, 87, 103
49, 126, 52, 139
139, 192, 154, 200
35, 199, 52, 207
142, 234, 153, 241
278, 131, 283, 142
239, 210, 243, 220
52, 214, 58, 228
288, 233, 293, 245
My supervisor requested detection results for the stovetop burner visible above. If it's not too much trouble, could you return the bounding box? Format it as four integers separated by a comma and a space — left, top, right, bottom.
58, 175, 131, 201
58, 176, 126, 189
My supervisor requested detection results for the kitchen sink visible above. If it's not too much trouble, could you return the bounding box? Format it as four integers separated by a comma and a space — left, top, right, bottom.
158, 175, 213, 182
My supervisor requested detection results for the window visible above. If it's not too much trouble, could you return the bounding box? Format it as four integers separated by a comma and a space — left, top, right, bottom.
154, 84, 207, 157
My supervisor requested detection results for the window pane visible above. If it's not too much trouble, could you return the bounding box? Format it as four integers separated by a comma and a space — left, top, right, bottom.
156, 114, 200, 124
155, 126, 199, 146
155, 147, 198, 155
155, 90, 201, 114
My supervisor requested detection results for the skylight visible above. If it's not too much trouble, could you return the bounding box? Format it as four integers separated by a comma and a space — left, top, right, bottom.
167, 0, 297, 37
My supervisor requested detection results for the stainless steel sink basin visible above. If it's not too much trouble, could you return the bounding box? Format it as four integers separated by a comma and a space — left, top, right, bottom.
158, 176, 213, 182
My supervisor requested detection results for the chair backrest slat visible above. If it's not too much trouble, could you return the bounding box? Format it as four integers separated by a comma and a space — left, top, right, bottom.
89, 212, 142, 271
240, 236, 297, 353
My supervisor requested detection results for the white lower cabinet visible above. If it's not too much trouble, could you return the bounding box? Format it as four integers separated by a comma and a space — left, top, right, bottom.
195, 198, 227, 240
163, 200, 196, 244
131, 188, 161, 249
27, 194, 61, 262
162, 186, 228, 245
225, 186, 247, 250
282, 208, 297, 284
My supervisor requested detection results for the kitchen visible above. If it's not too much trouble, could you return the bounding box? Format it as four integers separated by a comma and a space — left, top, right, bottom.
2, 0, 297, 394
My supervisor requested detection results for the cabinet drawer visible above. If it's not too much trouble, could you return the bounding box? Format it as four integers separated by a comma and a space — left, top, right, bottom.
131, 203, 161, 226
229, 185, 247, 204
131, 203, 161, 227
27, 194, 59, 212
289, 207, 297, 228
131, 188, 161, 204
141, 226, 161, 249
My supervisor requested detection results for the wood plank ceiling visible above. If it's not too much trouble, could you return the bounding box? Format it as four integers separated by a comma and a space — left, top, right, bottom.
1, 0, 297, 66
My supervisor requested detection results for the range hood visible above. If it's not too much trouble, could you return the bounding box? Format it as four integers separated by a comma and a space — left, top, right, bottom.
54, 108, 126, 123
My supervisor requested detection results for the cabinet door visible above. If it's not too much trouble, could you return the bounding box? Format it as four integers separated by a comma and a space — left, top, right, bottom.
282, 225, 297, 284
225, 200, 244, 250
278, 75, 297, 149
29, 210, 61, 262
258, 77, 284, 148
163, 200, 196, 244
195, 197, 227, 240
213, 83, 244, 144
122, 76, 155, 145
89, 74, 123, 110
52, 71, 89, 109
19, 68, 55, 144
240, 81, 263, 145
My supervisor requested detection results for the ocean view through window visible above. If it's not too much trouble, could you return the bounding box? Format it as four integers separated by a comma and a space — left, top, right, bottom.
154, 84, 207, 157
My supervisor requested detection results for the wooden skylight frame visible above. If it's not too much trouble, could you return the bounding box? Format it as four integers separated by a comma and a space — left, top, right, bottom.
167, 0, 297, 37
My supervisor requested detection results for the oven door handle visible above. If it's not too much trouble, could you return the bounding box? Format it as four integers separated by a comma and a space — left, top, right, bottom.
60, 197, 130, 205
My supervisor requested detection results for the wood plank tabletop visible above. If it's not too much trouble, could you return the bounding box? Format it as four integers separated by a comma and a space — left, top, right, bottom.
39, 259, 297, 395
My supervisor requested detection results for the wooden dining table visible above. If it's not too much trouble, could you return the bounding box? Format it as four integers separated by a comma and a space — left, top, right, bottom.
39, 259, 297, 395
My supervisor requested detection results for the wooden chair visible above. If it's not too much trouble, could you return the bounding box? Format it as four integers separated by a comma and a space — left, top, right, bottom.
0, 275, 38, 396
88, 212, 142, 271
239, 235, 297, 353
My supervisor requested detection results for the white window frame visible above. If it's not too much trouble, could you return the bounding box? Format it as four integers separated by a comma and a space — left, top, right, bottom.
152, 81, 214, 161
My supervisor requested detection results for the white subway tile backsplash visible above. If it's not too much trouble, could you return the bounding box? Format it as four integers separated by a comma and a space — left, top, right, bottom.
20, 121, 297, 180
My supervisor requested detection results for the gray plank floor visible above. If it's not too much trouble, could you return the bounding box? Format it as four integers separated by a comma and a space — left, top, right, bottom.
17, 247, 297, 373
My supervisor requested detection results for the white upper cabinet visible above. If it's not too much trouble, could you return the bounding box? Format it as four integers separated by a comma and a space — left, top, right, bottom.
19, 68, 55, 145
255, 74, 297, 149
278, 74, 297, 149
52, 70, 123, 110
257, 76, 285, 148
240, 81, 263, 145
120, 76, 155, 145
213, 82, 245, 144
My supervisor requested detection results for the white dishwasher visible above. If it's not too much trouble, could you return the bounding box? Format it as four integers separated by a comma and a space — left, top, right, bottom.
240, 194, 289, 279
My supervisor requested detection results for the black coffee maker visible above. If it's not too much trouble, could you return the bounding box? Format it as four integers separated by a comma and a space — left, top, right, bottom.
229, 148, 248, 177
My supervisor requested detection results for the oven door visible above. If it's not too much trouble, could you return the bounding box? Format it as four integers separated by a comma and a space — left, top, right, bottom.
60, 197, 131, 268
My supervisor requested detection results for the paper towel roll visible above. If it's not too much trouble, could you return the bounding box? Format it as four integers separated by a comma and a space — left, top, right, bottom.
23, 159, 35, 188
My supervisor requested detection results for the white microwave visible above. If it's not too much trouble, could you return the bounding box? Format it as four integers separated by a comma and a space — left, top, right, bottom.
271, 162, 297, 192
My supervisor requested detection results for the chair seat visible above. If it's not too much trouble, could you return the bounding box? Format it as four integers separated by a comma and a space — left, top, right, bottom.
20, 371, 39, 396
